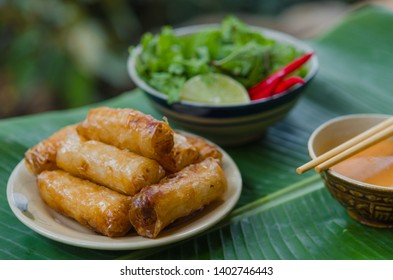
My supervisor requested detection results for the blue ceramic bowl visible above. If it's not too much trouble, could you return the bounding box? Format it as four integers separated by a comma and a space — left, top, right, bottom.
128, 25, 318, 146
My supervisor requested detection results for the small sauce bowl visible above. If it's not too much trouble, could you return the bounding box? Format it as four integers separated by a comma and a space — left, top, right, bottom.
308, 114, 393, 228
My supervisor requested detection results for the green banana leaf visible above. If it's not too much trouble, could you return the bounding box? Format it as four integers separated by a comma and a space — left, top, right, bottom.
1, 6, 393, 260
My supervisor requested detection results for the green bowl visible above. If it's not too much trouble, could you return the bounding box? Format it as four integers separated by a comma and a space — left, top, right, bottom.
308, 114, 393, 228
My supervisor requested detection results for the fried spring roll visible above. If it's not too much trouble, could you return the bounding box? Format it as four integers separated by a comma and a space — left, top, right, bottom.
182, 134, 223, 163
77, 107, 174, 162
24, 124, 77, 175
129, 157, 227, 238
37, 170, 132, 237
56, 132, 166, 195
159, 133, 199, 173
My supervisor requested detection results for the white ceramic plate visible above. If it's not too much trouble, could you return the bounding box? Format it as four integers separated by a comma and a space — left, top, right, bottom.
7, 145, 242, 250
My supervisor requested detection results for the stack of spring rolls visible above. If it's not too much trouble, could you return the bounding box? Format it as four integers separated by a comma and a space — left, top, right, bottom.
24, 107, 227, 238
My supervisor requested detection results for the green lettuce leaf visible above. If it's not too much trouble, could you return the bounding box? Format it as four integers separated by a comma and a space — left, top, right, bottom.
134, 16, 303, 102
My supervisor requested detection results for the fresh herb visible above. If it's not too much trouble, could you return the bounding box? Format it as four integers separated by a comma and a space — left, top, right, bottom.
132, 16, 305, 103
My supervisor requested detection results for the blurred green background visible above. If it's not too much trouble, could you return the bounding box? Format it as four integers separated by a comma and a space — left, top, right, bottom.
0, 0, 366, 118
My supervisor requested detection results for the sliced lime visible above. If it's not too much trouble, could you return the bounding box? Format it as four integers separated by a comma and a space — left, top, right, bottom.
179, 73, 250, 105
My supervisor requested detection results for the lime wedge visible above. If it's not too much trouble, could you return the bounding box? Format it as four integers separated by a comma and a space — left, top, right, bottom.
180, 73, 250, 105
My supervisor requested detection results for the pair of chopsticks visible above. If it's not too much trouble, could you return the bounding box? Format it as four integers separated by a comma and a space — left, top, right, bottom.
297, 117, 393, 174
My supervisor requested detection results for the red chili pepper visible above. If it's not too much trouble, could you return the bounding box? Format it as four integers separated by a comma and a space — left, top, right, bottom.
273, 76, 305, 94
248, 52, 313, 101
248, 74, 285, 101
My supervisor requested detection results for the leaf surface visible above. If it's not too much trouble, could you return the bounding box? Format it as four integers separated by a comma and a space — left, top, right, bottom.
1, 6, 392, 259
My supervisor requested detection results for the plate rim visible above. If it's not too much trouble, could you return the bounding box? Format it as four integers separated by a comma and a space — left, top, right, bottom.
6, 139, 242, 250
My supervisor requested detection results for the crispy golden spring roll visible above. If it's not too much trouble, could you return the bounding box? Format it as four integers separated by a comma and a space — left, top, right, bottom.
24, 124, 77, 175
37, 170, 132, 237
56, 132, 166, 195
159, 133, 199, 173
129, 157, 227, 238
182, 134, 223, 163
77, 107, 174, 162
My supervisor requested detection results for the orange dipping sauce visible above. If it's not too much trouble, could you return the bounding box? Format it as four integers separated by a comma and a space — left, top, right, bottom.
330, 138, 393, 187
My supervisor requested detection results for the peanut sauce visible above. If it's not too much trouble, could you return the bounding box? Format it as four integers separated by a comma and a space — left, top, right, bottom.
331, 138, 393, 187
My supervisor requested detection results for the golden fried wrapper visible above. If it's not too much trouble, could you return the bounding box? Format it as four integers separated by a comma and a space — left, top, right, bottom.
77, 107, 174, 162
129, 157, 227, 238
182, 133, 223, 163
24, 124, 77, 175
56, 132, 165, 195
37, 170, 132, 237
159, 133, 200, 173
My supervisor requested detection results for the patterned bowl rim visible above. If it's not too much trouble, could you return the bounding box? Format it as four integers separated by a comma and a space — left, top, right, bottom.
127, 24, 319, 109
308, 113, 393, 192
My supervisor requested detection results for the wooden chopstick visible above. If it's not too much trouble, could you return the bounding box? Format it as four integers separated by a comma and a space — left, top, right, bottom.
296, 117, 393, 174
315, 123, 393, 173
